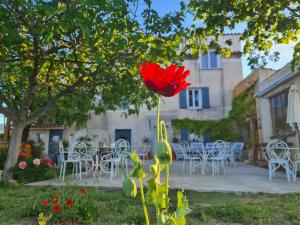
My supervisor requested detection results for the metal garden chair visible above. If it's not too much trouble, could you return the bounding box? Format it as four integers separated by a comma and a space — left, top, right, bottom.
263, 139, 295, 182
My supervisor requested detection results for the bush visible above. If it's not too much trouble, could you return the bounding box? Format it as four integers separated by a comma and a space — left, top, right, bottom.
13, 155, 57, 183
0, 148, 8, 170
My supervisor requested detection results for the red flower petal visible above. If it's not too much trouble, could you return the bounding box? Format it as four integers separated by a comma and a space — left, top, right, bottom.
53, 196, 59, 203
66, 198, 74, 206
53, 204, 61, 212
140, 62, 191, 97
42, 199, 49, 206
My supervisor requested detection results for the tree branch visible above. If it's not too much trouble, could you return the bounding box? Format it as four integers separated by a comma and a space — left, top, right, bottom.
25, 78, 86, 125
286, 5, 300, 18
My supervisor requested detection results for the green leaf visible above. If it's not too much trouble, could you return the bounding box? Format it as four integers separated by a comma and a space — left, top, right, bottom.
122, 176, 137, 198
175, 191, 191, 225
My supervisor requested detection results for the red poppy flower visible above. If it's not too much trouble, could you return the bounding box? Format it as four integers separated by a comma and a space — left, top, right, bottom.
140, 62, 191, 97
72, 221, 77, 225
42, 199, 49, 206
61, 221, 67, 225
80, 188, 88, 194
53, 204, 61, 212
53, 196, 59, 203
66, 198, 74, 206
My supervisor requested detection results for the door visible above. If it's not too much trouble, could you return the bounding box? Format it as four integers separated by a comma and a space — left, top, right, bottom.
48, 129, 63, 159
115, 129, 131, 145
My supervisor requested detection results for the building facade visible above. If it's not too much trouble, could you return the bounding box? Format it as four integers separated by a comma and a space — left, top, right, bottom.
27, 35, 244, 154
63, 34, 243, 150
255, 63, 300, 148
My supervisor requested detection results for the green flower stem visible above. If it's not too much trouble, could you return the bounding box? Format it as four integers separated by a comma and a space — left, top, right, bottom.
138, 178, 150, 225
156, 95, 161, 217
165, 163, 170, 208
156, 95, 161, 142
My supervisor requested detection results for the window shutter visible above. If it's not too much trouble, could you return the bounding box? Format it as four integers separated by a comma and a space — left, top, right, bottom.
179, 89, 187, 108
202, 87, 210, 108
180, 128, 189, 142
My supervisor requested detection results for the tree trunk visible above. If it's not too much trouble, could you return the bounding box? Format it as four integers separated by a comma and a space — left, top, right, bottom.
2, 122, 25, 179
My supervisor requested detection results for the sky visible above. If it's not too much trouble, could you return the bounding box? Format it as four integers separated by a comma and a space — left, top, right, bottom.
0, 0, 296, 125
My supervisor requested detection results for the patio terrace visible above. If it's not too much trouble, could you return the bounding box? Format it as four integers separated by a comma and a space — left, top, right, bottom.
26, 162, 300, 194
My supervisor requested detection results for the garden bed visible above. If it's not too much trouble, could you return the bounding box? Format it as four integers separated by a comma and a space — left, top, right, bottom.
0, 182, 300, 225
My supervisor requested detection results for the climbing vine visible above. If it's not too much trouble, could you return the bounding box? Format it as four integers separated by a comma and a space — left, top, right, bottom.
172, 88, 256, 141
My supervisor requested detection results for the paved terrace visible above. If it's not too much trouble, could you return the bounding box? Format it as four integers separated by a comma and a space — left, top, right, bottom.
26, 162, 300, 194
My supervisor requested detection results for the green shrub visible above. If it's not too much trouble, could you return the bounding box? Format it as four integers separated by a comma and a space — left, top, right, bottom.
13, 158, 57, 184
0, 148, 8, 170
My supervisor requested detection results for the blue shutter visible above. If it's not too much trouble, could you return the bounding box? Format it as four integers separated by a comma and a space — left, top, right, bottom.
180, 128, 189, 142
202, 87, 210, 108
201, 53, 209, 69
210, 51, 218, 68
179, 89, 187, 108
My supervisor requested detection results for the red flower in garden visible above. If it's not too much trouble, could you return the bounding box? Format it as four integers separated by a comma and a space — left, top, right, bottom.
53, 196, 59, 203
61, 221, 67, 225
140, 62, 191, 97
72, 221, 77, 225
43, 156, 52, 166
80, 188, 88, 194
53, 204, 61, 212
18, 152, 26, 159
42, 199, 49, 206
66, 198, 74, 206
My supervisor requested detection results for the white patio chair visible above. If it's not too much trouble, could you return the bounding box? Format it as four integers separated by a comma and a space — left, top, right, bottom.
72, 141, 95, 180
58, 140, 81, 182
203, 140, 227, 176
172, 142, 185, 160
231, 142, 244, 161
172, 143, 202, 175
224, 142, 235, 168
190, 142, 205, 154
205, 142, 215, 151
263, 139, 295, 182
110, 139, 130, 175
94, 151, 115, 182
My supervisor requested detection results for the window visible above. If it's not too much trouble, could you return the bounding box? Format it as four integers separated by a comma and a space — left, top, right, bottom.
270, 89, 290, 136
187, 89, 202, 109
200, 51, 220, 69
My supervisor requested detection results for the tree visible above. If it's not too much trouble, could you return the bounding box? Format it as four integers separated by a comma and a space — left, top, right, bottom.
0, 0, 187, 179
188, 0, 300, 68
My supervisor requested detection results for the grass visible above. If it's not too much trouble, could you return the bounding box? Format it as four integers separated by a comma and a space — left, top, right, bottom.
0, 182, 300, 225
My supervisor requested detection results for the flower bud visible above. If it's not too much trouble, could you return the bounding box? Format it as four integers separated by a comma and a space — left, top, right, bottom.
156, 140, 172, 164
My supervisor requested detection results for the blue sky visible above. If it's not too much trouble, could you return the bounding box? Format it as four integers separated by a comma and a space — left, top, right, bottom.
0, 0, 295, 125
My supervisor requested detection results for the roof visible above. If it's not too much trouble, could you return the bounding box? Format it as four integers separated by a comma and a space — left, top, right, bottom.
30, 124, 64, 130
255, 63, 300, 97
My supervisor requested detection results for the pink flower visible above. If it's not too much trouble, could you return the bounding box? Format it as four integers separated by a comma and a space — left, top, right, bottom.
18, 161, 27, 170
18, 152, 26, 159
43, 156, 52, 166
33, 158, 41, 166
